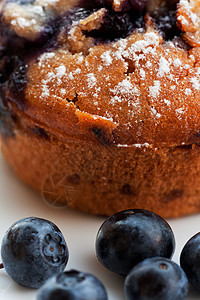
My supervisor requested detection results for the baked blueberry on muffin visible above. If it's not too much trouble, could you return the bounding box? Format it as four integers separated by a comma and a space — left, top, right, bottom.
1, 0, 200, 217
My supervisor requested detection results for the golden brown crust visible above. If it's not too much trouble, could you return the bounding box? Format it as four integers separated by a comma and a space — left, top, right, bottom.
1, 114, 200, 218
57, 8, 107, 54
177, 0, 200, 47
21, 21, 200, 148
3, 2, 200, 148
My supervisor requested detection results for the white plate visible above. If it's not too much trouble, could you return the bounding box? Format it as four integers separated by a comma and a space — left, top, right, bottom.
0, 153, 200, 300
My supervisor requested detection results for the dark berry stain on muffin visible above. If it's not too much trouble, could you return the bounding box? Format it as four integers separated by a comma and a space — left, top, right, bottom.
0, 85, 16, 138
194, 132, 200, 142
91, 127, 113, 145
7, 60, 28, 111
86, 10, 145, 42
176, 144, 194, 151
0, 57, 15, 84
120, 184, 136, 195
0, 99, 16, 139
67, 174, 81, 185
163, 189, 184, 204
0, 109, 16, 139
30, 126, 50, 140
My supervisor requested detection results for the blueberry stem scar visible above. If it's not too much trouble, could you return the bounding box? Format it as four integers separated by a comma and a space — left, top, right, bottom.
0, 263, 4, 269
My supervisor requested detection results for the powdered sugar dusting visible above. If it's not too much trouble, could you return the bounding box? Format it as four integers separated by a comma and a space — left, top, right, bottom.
164, 99, 171, 106
111, 79, 134, 95
178, 0, 199, 25
30, 12, 200, 148
101, 51, 113, 66
11, 17, 36, 28
92, 114, 114, 122
87, 73, 97, 88
41, 81, 50, 98
110, 78, 140, 105
185, 88, 192, 95
117, 143, 151, 148
122, 31, 161, 67
173, 58, 182, 67
140, 69, 146, 79
56, 65, 66, 78
158, 57, 171, 77
190, 77, 200, 90
60, 88, 66, 96
149, 81, 161, 98
38, 52, 55, 67
151, 107, 161, 118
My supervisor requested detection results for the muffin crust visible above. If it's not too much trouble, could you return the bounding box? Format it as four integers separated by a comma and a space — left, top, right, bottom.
1, 0, 200, 217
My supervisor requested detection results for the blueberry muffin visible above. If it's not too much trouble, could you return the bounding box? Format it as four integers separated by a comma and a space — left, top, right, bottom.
1, 0, 200, 217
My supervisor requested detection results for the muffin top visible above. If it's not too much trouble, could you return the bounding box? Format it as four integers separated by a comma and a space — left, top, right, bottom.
1, 0, 200, 148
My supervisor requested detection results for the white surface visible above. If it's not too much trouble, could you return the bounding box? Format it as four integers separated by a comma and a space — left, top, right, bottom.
0, 154, 200, 300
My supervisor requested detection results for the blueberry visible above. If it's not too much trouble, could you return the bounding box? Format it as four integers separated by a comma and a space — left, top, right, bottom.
93, 0, 147, 11
124, 257, 188, 300
95, 209, 175, 276
1, 217, 69, 288
152, 10, 181, 41
37, 269, 108, 300
180, 232, 200, 290
88, 10, 143, 42
101, 11, 134, 41
129, 0, 147, 11
94, 0, 112, 7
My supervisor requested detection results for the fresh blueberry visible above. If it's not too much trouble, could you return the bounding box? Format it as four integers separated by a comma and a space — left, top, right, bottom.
95, 209, 175, 276
1, 217, 69, 288
180, 232, 200, 290
37, 269, 108, 300
124, 257, 188, 300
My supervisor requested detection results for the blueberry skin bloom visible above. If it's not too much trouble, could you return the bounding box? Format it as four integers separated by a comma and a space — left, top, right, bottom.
96, 209, 175, 276
125, 257, 188, 300
1, 217, 69, 288
180, 232, 200, 290
37, 270, 108, 300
